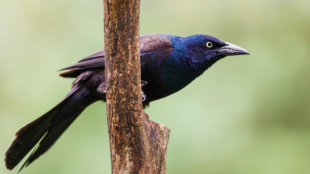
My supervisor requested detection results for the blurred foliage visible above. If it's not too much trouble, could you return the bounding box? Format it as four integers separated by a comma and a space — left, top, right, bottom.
1, 0, 310, 174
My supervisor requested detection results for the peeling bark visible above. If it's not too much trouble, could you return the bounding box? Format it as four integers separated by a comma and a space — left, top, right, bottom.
103, 0, 170, 173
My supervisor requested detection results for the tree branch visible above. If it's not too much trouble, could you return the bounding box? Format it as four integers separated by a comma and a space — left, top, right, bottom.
103, 0, 170, 173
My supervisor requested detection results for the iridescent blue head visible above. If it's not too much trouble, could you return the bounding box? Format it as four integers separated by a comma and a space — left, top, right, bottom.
180, 34, 250, 72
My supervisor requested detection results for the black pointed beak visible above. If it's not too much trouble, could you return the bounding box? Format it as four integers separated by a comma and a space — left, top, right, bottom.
216, 42, 250, 56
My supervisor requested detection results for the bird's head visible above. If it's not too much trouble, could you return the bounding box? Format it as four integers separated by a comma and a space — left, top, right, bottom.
182, 34, 249, 71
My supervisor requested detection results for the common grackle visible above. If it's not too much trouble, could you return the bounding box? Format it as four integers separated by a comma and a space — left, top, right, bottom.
5, 33, 249, 171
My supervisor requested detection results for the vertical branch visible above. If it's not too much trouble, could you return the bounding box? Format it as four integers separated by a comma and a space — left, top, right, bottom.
103, 0, 170, 174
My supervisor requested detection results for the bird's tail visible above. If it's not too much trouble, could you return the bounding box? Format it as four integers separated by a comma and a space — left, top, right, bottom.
5, 86, 97, 171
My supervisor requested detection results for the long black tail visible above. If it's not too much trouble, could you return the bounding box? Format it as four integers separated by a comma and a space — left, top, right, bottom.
5, 86, 97, 171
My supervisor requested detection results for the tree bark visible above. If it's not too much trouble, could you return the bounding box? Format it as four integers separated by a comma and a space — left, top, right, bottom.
103, 0, 170, 174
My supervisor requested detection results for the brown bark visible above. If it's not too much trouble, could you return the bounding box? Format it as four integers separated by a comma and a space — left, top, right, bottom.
103, 0, 170, 174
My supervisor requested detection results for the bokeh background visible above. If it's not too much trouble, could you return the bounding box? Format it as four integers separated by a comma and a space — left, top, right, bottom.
1, 0, 310, 173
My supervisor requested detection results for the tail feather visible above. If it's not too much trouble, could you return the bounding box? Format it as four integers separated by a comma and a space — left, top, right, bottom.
5, 105, 61, 170
5, 86, 97, 171
19, 110, 83, 172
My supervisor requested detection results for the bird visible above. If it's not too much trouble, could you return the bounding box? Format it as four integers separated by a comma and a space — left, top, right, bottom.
5, 33, 249, 171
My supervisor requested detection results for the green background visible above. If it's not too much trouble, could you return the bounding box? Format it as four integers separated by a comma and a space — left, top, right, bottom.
1, 0, 310, 173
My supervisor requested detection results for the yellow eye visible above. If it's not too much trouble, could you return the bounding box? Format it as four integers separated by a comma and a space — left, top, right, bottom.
206, 41, 213, 48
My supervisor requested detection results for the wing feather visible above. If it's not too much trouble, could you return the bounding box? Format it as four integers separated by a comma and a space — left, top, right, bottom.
59, 34, 173, 77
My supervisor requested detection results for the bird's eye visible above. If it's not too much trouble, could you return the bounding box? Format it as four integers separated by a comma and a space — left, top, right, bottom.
206, 42, 213, 48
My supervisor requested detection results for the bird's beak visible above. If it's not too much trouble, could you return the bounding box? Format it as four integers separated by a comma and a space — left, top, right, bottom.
216, 42, 250, 56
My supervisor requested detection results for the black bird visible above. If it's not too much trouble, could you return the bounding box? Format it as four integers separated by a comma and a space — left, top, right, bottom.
5, 33, 249, 171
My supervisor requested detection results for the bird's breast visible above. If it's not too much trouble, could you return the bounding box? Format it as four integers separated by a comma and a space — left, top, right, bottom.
142, 56, 198, 101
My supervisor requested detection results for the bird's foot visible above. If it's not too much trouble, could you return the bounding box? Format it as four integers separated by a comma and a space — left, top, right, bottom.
97, 81, 147, 101
141, 80, 147, 87
141, 80, 147, 101
97, 82, 106, 94
141, 90, 146, 101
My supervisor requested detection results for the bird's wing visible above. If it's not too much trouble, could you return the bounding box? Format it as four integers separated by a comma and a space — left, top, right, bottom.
59, 51, 105, 71
59, 33, 173, 77
59, 51, 105, 77
139, 33, 172, 55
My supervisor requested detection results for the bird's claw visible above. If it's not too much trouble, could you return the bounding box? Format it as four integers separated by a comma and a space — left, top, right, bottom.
141, 90, 146, 101
97, 83, 107, 94
141, 80, 147, 88
141, 80, 147, 101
